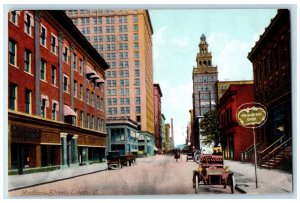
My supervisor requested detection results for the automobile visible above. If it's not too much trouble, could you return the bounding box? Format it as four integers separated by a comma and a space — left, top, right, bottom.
192, 154, 235, 194
106, 151, 121, 169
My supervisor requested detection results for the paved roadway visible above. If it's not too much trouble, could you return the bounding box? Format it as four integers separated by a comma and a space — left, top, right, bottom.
9, 155, 240, 196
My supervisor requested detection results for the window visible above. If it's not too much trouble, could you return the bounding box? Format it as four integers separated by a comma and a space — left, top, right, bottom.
91, 116, 94, 129
40, 59, 46, 81
135, 88, 140, 95
134, 33, 138, 41
24, 49, 31, 73
40, 25, 47, 47
97, 118, 100, 131
101, 98, 104, 111
136, 97, 140, 105
134, 42, 139, 50
63, 47, 68, 63
79, 84, 83, 99
125, 107, 130, 114
9, 83, 17, 110
134, 51, 139, 59
133, 15, 138, 23
74, 80, 77, 97
136, 106, 141, 114
41, 99, 46, 118
135, 79, 140, 86
96, 95, 100, 108
86, 89, 90, 103
51, 66, 56, 85
24, 12, 32, 36
52, 103, 57, 120
80, 111, 84, 127
134, 69, 139, 77
79, 59, 83, 75
51, 35, 57, 54
134, 61, 139, 68
73, 53, 77, 70
91, 92, 95, 106
86, 114, 90, 128
10, 11, 19, 25
63, 75, 68, 92
134, 24, 138, 32
9, 40, 17, 66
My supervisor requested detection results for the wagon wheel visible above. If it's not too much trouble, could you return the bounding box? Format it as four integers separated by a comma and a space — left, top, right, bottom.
195, 175, 199, 194
230, 175, 235, 194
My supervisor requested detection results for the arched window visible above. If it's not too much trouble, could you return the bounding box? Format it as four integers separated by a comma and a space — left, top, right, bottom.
199, 61, 202, 65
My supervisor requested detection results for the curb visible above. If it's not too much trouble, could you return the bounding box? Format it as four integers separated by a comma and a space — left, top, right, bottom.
8, 167, 108, 192
235, 185, 247, 194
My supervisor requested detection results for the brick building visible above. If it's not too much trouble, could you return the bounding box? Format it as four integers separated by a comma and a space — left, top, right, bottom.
248, 9, 291, 147
66, 10, 156, 155
219, 84, 255, 161
153, 84, 163, 153
8, 10, 108, 174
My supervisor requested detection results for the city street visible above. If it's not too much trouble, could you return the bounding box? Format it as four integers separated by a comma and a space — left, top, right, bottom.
9, 155, 240, 196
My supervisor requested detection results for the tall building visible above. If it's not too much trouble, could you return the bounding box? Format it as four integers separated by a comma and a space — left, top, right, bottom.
153, 84, 163, 153
192, 34, 218, 150
8, 10, 108, 175
66, 10, 155, 155
164, 123, 170, 152
248, 9, 291, 161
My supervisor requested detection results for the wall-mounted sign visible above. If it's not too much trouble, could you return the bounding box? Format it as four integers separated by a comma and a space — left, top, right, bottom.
236, 102, 268, 128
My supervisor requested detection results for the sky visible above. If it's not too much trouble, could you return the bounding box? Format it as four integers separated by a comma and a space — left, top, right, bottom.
149, 9, 278, 146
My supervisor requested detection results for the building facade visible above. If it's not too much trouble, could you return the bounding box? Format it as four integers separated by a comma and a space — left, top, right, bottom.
248, 9, 291, 147
106, 117, 139, 155
8, 10, 109, 174
217, 80, 254, 101
219, 84, 255, 161
153, 84, 163, 153
192, 34, 218, 150
164, 123, 170, 153
161, 114, 166, 152
66, 10, 155, 155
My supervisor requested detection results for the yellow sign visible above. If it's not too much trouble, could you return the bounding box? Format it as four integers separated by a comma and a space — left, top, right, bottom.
237, 103, 267, 128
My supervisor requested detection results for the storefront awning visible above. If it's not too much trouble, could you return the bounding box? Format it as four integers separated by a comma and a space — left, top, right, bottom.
63, 105, 76, 117
90, 74, 100, 79
86, 66, 95, 76
96, 78, 105, 84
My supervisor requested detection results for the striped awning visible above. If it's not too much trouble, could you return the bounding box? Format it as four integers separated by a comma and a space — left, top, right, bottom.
63, 105, 76, 117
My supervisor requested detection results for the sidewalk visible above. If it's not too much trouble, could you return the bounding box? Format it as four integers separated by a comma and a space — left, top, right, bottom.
8, 163, 108, 191
224, 160, 293, 195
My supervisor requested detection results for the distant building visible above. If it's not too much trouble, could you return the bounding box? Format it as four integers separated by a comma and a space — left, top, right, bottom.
248, 9, 291, 147
217, 80, 254, 101
192, 34, 218, 150
165, 123, 170, 152
219, 84, 255, 160
161, 114, 166, 152
106, 117, 139, 155
8, 10, 108, 174
153, 84, 163, 153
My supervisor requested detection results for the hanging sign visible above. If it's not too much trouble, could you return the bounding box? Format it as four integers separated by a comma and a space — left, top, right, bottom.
236, 102, 268, 128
